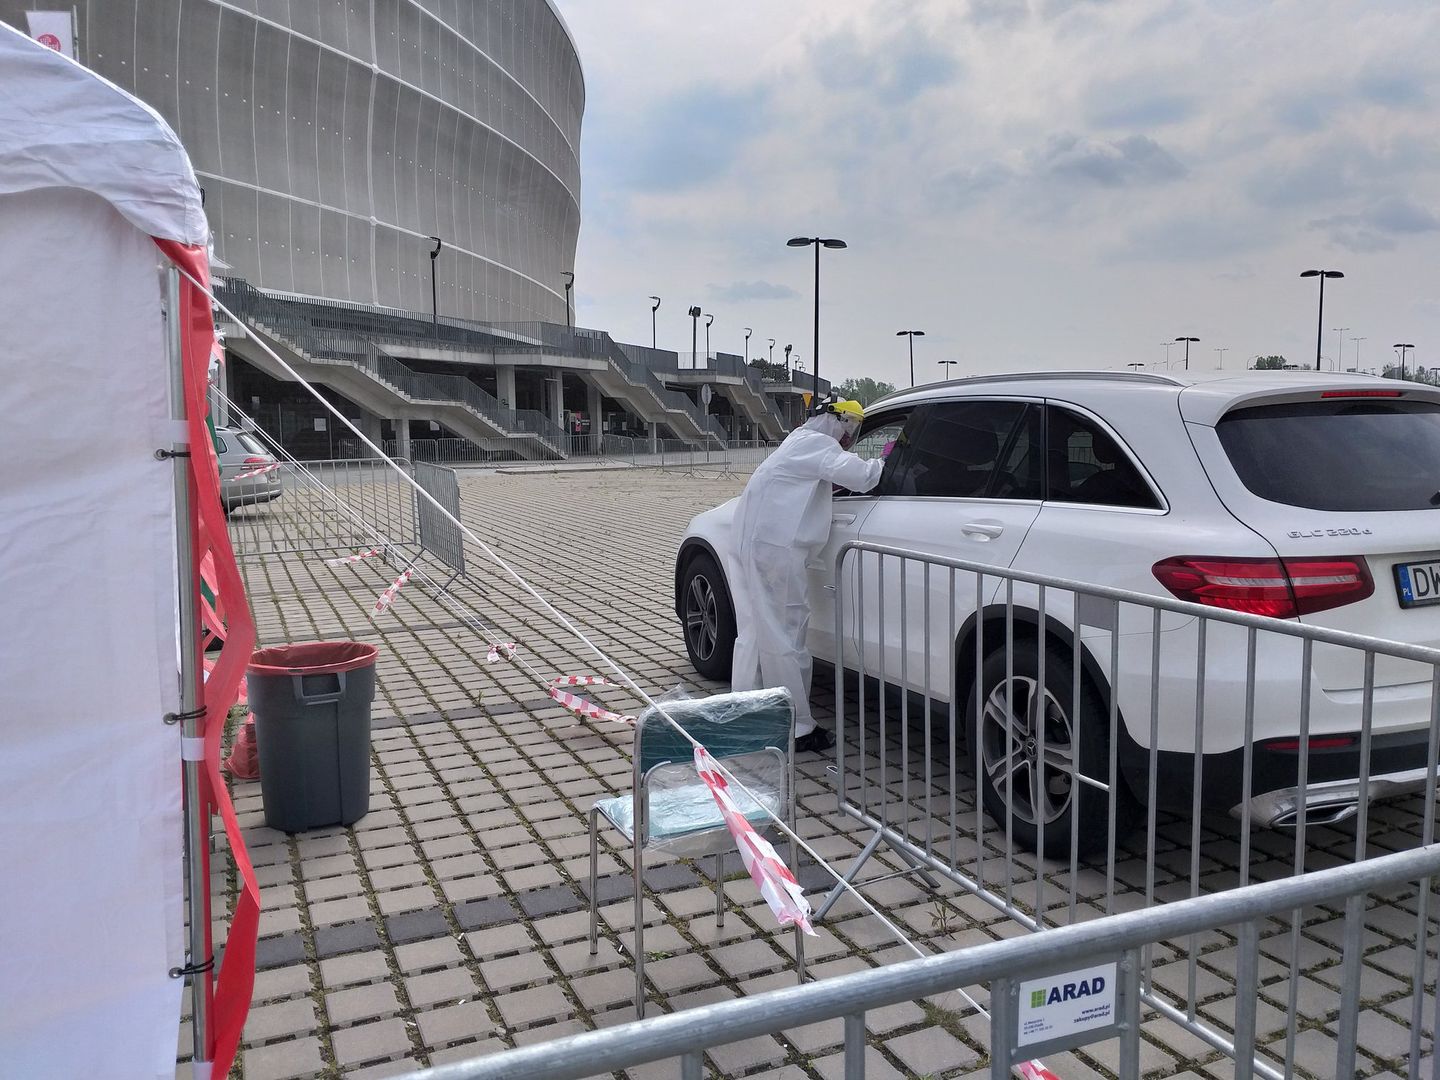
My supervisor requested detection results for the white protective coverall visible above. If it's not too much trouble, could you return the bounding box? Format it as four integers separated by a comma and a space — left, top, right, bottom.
730, 412, 884, 735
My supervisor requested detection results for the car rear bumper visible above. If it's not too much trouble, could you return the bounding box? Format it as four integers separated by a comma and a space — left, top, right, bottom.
1120, 728, 1437, 823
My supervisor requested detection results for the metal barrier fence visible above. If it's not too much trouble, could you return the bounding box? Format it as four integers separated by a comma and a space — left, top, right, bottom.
412, 462, 465, 575
392, 842, 1440, 1079
361, 434, 644, 466
225, 457, 419, 560
826, 540, 1440, 1077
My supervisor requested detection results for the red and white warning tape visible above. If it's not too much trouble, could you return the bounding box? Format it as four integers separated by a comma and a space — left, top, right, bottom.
548, 678, 636, 727
326, 547, 383, 567
486, 642, 518, 663
232, 462, 280, 481
694, 746, 814, 935
373, 569, 412, 615
1014, 1060, 1061, 1080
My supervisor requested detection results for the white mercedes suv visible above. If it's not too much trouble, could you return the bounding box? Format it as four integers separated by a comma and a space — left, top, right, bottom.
675, 371, 1440, 854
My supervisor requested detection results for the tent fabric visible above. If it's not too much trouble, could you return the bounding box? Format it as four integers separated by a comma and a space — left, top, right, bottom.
0, 28, 256, 1079
0, 23, 207, 245
0, 186, 186, 1079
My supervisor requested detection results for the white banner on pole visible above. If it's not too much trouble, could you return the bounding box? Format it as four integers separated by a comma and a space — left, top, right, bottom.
24, 11, 74, 58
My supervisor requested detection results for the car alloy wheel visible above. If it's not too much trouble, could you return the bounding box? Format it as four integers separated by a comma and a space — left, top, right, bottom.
684, 572, 720, 663
979, 674, 1075, 828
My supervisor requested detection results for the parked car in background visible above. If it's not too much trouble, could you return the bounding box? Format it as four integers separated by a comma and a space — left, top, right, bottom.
216, 425, 282, 512
676, 370, 1440, 853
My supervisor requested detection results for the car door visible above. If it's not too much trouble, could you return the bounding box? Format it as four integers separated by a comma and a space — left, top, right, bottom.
806, 408, 917, 667
847, 399, 1045, 699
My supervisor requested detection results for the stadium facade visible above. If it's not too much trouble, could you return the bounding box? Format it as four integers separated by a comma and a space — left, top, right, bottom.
2, 2, 818, 459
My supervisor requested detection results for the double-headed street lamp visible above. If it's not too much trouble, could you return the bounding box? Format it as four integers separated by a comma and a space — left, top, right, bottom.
897, 329, 925, 387
1395, 343, 1415, 380
1351, 336, 1366, 370
1175, 336, 1199, 370
1333, 327, 1350, 372
1300, 269, 1344, 370
937, 359, 958, 379
787, 236, 847, 400
649, 296, 661, 348
1215, 347, 1229, 370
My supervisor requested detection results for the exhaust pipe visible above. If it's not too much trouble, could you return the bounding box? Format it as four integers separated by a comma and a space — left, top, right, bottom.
1238, 767, 1436, 830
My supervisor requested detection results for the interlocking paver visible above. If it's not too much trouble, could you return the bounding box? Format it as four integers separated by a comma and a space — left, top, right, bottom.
217, 467, 1437, 1079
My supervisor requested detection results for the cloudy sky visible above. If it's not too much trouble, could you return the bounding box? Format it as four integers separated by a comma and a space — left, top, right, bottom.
553, 0, 1439, 390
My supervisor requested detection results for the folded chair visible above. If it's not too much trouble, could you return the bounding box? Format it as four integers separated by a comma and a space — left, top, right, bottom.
588, 687, 796, 1016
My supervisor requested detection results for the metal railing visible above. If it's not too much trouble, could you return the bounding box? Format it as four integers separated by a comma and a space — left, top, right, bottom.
825, 540, 1440, 1078
412, 462, 465, 575
391, 842, 1440, 1079
225, 457, 419, 560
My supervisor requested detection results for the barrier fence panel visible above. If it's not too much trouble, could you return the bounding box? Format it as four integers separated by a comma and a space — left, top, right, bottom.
225, 456, 419, 560
387, 843, 1440, 1079
827, 540, 1440, 1078
412, 462, 465, 575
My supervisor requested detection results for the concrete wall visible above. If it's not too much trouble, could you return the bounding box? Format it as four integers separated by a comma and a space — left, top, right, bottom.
2, 1, 584, 323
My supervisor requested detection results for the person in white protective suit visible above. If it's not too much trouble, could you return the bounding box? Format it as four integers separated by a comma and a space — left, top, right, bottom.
730, 400, 884, 752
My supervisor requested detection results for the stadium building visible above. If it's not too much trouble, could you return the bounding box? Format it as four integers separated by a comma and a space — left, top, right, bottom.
2, 1, 819, 460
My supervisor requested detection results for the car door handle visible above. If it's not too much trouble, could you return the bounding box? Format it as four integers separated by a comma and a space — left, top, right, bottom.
832, 513, 856, 526
961, 520, 1004, 540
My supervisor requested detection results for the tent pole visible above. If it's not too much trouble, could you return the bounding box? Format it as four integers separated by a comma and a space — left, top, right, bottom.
166, 265, 213, 1076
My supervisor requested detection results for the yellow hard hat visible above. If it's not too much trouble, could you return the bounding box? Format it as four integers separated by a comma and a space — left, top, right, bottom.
826, 399, 866, 423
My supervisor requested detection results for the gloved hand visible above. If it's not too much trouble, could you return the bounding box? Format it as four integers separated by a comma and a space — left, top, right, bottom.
881, 439, 896, 459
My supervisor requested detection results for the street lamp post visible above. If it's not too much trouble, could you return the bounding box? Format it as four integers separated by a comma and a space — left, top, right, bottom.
768, 338, 775, 366
1300, 269, 1344, 370
1127, 362, 1145, 371
1332, 327, 1349, 372
703, 313, 713, 366
744, 327, 752, 366
688, 306, 701, 374
1395, 343, 1415, 380
1175, 336, 1199, 370
783, 343, 792, 375
1215, 347, 1229, 370
561, 271, 574, 330
1351, 336, 1366, 370
649, 296, 660, 348
937, 359, 958, 379
428, 236, 443, 331
787, 235, 847, 401
896, 329, 925, 387
1161, 341, 1174, 369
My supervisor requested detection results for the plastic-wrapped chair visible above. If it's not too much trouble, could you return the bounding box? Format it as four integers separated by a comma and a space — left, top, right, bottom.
588, 687, 795, 1016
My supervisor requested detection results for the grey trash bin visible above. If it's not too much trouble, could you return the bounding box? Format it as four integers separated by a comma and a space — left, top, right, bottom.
247, 641, 378, 832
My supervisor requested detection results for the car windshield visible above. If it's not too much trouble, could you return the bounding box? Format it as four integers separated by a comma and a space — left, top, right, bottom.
1217, 398, 1440, 511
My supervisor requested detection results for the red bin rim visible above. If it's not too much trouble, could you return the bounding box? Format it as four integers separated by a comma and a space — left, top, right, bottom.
248, 641, 378, 676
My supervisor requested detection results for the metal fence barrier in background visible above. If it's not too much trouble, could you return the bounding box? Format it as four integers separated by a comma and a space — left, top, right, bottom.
389, 843, 1440, 1080
825, 540, 1440, 1078
412, 462, 466, 576
225, 457, 419, 560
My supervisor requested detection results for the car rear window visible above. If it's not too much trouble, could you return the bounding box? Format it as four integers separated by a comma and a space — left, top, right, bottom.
235, 431, 270, 456
1217, 398, 1440, 511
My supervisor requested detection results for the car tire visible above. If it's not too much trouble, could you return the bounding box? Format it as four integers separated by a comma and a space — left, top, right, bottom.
970, 638, 1137, 858
679, 551, 736, 681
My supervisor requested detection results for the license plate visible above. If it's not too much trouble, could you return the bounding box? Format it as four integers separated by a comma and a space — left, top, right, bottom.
1395, 560, 1440, 608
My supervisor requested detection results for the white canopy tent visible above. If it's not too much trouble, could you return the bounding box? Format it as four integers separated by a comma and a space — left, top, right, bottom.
0, 24, 254, 1079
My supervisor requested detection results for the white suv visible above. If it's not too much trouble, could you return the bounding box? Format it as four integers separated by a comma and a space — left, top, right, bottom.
675, 371, 1440, 853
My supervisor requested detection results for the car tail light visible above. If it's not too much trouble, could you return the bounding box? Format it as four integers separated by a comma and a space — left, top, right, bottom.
1319, 389, 1401, 398
243, 455, 272, 464
1259, 735, 1357, 751
1152, 556, 1373, 618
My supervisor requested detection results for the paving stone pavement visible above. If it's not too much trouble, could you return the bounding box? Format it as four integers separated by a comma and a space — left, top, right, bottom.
182, 466, 1440, 1079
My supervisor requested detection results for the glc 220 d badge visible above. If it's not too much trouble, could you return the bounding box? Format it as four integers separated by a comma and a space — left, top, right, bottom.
1288, 527, 1374, 539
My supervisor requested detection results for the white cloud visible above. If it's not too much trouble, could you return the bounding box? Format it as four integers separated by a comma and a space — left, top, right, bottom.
556, 0, 1440, 382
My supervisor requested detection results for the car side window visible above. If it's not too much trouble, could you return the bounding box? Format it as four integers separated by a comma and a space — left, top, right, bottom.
839, 410, 913, 496
892, 401, 1039, 499
214, 434, 229, 454
1045, 406, 1159, 509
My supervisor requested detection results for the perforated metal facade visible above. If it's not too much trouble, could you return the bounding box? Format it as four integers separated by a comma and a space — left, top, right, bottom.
3, 1, 584, 323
